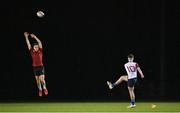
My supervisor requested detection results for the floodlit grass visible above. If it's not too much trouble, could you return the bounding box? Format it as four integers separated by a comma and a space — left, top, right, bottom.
0, 102, 180, 112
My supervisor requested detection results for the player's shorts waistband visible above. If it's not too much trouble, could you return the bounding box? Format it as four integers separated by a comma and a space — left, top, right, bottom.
128, 77, 137, 80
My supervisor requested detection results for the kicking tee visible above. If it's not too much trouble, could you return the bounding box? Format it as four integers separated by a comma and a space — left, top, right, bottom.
30, 48, 43, 67
124, 62, 139, 79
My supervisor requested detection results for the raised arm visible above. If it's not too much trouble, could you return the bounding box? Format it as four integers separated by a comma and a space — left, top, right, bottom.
30, 33, 42, 49
137, 66, 144, 79
24, 32, 31, 50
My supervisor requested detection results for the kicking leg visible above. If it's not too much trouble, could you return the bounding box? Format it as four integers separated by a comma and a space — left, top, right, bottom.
114, 75, 128, 85
107, 75, 128, 89
35, 76, 42, 97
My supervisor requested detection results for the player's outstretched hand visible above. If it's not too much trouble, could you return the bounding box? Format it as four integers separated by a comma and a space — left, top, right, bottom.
24, 32, 29, 37
30, 33, 36, 38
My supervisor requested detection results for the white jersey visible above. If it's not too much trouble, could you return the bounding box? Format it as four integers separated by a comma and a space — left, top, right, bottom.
124, 62, 139, 79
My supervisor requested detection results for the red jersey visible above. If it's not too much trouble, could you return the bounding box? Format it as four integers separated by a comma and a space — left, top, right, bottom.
30, 48, 43, 67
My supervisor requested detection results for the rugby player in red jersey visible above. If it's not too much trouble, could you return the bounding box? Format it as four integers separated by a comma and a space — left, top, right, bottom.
24, 32, 48, 97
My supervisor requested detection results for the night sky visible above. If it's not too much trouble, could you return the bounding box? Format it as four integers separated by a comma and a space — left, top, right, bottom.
1, 0, 180, 101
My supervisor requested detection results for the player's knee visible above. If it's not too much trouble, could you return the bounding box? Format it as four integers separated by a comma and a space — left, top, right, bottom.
39, 76, 44, 82
36, 80, 40, 84
128, 87, 133, 91
121, 76, 127, 81
35, 78, 39, 83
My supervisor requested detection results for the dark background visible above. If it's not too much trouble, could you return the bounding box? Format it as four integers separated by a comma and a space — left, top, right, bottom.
0, 0, 180, 102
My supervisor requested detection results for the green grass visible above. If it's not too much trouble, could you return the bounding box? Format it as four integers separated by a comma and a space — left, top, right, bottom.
0, 102, 180, 112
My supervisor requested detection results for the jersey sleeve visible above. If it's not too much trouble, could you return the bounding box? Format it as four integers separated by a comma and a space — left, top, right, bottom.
136, 63, 139, 68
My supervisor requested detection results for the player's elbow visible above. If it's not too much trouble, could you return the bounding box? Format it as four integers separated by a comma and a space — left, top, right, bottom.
137, 67, 141, 71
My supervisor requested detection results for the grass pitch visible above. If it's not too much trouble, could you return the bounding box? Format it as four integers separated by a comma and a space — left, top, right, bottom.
0, 102, 180, 112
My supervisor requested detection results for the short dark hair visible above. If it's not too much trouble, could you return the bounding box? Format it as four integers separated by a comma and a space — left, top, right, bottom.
128, 53, 134, 58
33, 43, 38, 46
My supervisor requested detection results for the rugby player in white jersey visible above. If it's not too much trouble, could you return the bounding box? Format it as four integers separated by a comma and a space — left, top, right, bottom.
107, 54, 144, 108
